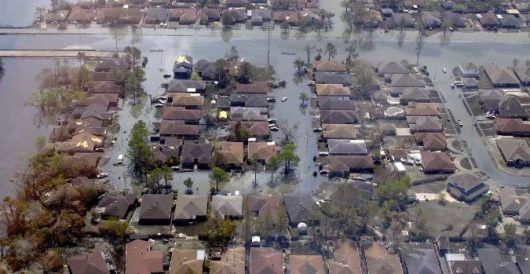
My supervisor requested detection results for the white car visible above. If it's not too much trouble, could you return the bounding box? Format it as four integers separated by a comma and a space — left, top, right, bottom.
318, 151, 329, 156
442, 67, 447, 73
280, 97, 288, 102
96, 172, 108, 179
269, 126, 280, 131
154, 103, 164, 108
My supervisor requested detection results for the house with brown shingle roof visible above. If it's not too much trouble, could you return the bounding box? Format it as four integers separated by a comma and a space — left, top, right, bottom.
458, 62, 480, 78
484, 64, 520, 88
210, 247, 246, 274
236, 81, 271, 94
364, 241, 402, 274
67, 7, 94, 24
315, 84, 350, 97
125, 240, 164, 274
248, 195, 281, 223
97, 193, 137, 220
405, 102, 439, 117
320, 110, 358, 124
495, 118, 530, 136
230, 107, 268, 121
391, 74, 425, 88
159, 120, 200, 139
54, 131, 103, 154
327, 139, 368, 155
248, 142, 276, 163
173, 195, 208, 223
67, 250, 113, 274
414, 132, 447, 151
376, 61, 409, 76
212, 194, 243, 219
162, 107, 201, 124
139, 194, 173, 225
420, 151, 455, 173
181, 143, 212, 169
328, 239, 362, 274
322, 124, 357, 140
317, 97, 355, 110
479, 12, 500, 28
329, 155, 374, 177
497, 138, 530, 167
399, 87, 431, 104
250, 247, 283, 274
170, 93, 204, 109
447, 172, 489, 203
232, 121, 270, 139
289, 255, 326, 274
169, 249, 205, 274
88, 93, 120, 109
407, 116, 443, 133
217, 141, 245, 168
313, 60, 347, 72
169, 8, 198, 23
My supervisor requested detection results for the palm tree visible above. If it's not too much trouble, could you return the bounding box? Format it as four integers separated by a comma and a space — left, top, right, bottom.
325, 42, 337, 60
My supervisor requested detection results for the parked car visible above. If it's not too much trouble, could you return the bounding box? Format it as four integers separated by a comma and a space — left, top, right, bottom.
280, 97, 288, 102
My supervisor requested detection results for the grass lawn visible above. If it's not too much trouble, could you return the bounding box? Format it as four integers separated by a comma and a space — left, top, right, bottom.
411, 200, 476, 237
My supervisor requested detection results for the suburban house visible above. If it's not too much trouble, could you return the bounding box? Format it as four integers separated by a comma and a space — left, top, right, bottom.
327, 139, 368, 155
248, 195, 281, 221
144, 7, 169, 24
391, 74, 425, 88
250, 9, 273, 26
495, 118, 530, 136
199, 8, 222, 24
496, 138, 530, 167
167, 79, 207, 93
289, 255, 326, 274
320, 110, 358, 124
170, 8, 198, 24
364, 241, 403, 274
479, 89, 505, 112
67, 7, 95, 24
87, 81, 123, 96
229, 94, 268, 108
138, 194, 173, 225
484, 64, 520, 88
477, 247, 520, 274
447, 172, 489, 202
514, 66, 530, 86
217, 141, 245, 168
463, 77, 479, 89
497, 96, 529, 119
96, 192, 137, 220
212, 194, 243, 219
414, 132, 447, 151
315, 84, 351, 97
478, 12, 500, 28
407, 116, 443, 133
151, 143, 181, 165
248, 142, 276, 163
169, 249, 205, 274
250, 248, 283, 274
125, 240, 164, 274
181, 143, 212, 169
195, 59, 218, 80
209, 247, 245, 274
88, 93, 120, 109
392, 13, 416, 28
328, 239, 362, 274
173, 195, 208, 224
402, 247, 442, 274
500, 187, 530, 216
447, 258, 483, 274
173, 54, 193, 79
328, 155, 374, 177
282, 193, 315, 227
314, 72, 352, 86
232, 121, 270, 139
420, 151, 456, 173
422, 12, 441, 28
405, 102, 440, 117
317, 97, 355, 110
159, 120, 200, 139
313, 60, 347, 72
322, 124, 357, 140
458, 62, 480, 78
230, 107, 268, 121
95, 8, 143, 24
170, 93, 204, 109
376, 61, 409, 77
499, 14, 520, 29
400, 88, 431, 104
235, 82, 270, 94
67, 250, 114, 274
162, 107, 201, 124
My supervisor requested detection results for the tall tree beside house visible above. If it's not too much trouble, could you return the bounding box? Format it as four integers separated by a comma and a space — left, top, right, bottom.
278, 143, 299, 176
299, 92, 308, 106
183, 178, 194, 193
123, 46, 142, 66
128, 120, 153, 183
441, 17, 453, 36
345, 40, 359, 65
293, 58, 306, 75
375, 176, 411, 211
237, 62, 254, 84
325, 42, 337, 60
266, 153, 281, 184
125, 65, 146, 102
210, 167, 230, 193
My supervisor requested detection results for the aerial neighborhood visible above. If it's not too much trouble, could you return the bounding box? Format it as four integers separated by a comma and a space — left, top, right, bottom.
2, 0, 530, 273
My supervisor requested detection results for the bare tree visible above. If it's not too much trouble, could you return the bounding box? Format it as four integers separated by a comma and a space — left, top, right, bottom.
415, 33, 425, 67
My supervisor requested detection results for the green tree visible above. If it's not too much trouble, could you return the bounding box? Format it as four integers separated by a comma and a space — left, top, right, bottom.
183, 178, 194, 190
35, 135, 46, 150
237, 62, 253, 83
210, 167, 230, 193
106, 217, 129, 238
486, 217, 498, 237
123, 46, 142, 66
325, 42, 337, 60
299, 92, 308, 106
278, 143, 299, 176
125, 65, 146, 101
293, 58, 306, 75
346, 40, 359, 64
266, 153, 281, 184
128, 121, 152, 183
503, 223, 517, 247
375, 176, 411, 211
207, 215, 236, 248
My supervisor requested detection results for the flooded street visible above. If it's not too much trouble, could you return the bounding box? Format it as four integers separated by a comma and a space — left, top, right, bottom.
0, 0, 530, 196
